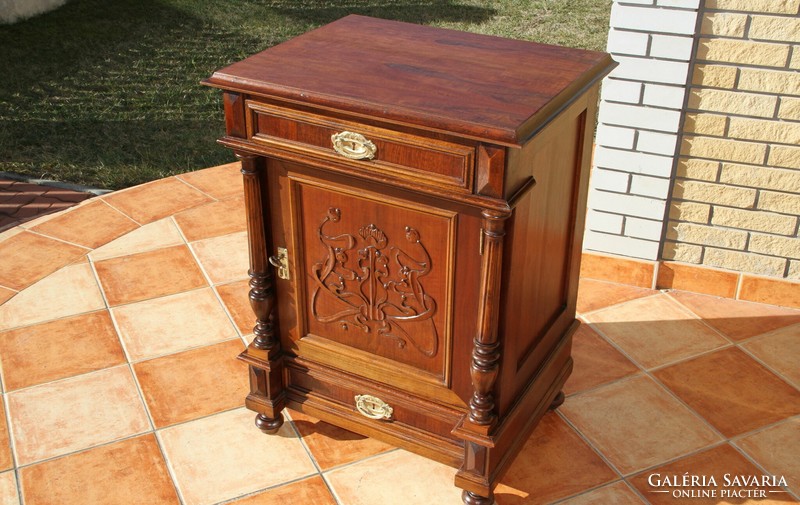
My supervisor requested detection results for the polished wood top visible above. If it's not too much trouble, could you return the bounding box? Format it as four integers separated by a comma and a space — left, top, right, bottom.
204, 15, 614, 145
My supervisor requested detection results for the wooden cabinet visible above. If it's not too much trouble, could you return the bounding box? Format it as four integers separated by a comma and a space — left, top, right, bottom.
204, 15, 614, 504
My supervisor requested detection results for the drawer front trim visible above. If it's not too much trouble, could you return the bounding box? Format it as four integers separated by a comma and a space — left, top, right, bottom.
245, 100, 475, 192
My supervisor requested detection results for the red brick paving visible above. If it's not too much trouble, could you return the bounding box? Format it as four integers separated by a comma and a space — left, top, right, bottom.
0, 179, 92, 232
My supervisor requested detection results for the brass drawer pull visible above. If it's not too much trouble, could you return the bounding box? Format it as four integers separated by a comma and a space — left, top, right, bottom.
332, 131, 377, 160
354, 394, 393, 420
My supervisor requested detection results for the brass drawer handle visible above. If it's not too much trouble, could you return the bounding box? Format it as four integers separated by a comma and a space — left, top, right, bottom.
354, 394, 393, 420
331, 131, 377, 160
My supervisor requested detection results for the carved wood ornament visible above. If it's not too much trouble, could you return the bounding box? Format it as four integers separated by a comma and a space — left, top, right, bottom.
310, 207, 439, 358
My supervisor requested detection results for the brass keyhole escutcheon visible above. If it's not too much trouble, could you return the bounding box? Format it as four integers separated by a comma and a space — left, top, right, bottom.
331, 131, 377, 160
269, 247, 290, 280
354, 394, 393, 420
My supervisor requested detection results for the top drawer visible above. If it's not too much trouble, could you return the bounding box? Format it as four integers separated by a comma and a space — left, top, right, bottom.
245, 101, 475, 192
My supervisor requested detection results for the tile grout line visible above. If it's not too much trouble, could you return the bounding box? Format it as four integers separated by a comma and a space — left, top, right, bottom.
735, 334, 800, 391
173, 176, 223, 203
1, 392, 23, 505
728, 435, 800, 501
576, 290, 663, 318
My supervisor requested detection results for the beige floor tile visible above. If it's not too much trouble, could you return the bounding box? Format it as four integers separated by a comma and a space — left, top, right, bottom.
215, 280, 253, 336
741, 323, 800, 387
576, 279, 654, 314
290, 409, 394, 470
586, 294, 729, 369
7, 366, 150, 465
177, 162, 242, 200
134, 339, 248, 427
94, 245, 207, 306
325, 449, 462, 505
735, 418, 800, 496
158, 407, 316, 505
0, 471, 19, 505
0, 398, 11, 472
191, 231, 250, 284
669, 291, 800, 341
30, 200, 138, 249
0, 263, 105, 331
19, 435, 179, 505
0, 231, 87, 291
102, 177, 212, 224
496, 412, 617, 504
226, 476, 337, 505
628, 444, 790, 504
89, 218, 184, 262
0, 287, 17, 305
559, 481, 644, 505
0, 311, 125, 391
560, 375, 721, 475
654, 347, 800, 438
113, 288, 237, 361
564, 323, 640, 395
174, 197, 246, 242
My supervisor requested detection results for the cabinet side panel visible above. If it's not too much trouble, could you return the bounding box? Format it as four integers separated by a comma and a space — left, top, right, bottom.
497, 99, 590, 416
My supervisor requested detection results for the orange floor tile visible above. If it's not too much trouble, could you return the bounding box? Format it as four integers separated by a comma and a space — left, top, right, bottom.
0, 163, 798, 504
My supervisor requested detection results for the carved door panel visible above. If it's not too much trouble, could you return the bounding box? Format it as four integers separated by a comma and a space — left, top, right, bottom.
284, 169, 457, 387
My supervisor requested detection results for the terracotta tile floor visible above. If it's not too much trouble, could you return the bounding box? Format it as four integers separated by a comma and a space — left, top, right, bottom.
0, 163, 798, 504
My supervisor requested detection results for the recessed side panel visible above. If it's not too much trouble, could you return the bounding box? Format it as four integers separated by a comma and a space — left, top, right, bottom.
496, 98, 589, 416
289, 175, 457, 383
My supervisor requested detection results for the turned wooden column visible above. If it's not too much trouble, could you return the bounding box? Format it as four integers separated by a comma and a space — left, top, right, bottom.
469, 208, 510, 427
236, 152, 285, 433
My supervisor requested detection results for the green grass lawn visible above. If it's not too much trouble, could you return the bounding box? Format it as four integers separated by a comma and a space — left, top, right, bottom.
0, 0, 611, 190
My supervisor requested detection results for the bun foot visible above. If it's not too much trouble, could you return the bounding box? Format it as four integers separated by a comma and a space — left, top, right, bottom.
549, 390, 565, 410
255, 413, 284, 434
462, 490, 495, 505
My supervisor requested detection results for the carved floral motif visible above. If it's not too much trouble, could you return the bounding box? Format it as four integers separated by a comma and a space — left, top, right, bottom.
310, 207, 439, 357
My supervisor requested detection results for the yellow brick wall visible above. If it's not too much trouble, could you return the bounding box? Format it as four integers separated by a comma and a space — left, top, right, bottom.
665, 0, 800, 279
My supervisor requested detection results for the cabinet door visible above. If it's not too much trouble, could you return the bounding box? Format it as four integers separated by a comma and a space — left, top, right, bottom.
275, 162, 460, 396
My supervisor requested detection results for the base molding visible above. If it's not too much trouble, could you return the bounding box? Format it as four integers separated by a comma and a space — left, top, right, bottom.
581, 251, 800, 309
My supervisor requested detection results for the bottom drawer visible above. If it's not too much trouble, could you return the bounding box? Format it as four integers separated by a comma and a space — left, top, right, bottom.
285, 357, 465, 467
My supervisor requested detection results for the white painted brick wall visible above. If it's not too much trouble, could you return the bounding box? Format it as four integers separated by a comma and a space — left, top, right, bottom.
584, 0, 700, 261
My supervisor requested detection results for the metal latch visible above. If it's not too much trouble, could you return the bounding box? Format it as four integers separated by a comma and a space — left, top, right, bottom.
268, 247, 290, 280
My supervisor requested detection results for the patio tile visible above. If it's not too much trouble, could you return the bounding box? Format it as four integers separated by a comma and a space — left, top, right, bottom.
0, 310, 125, 391
0, 287, 17, 305
88, 217, 184, 262
173, 196, 246, 242
668, 290, 800, 341
628, 444, 787, 504
0, 263, 105, 331
0, 231, 87, 291
157, 407, 316, 505
7, 365, 150, 465
576, 279, 654, 314
94, 244, 207, 306
134, 339, 248, 427
290, 409, 394, 470
741, 323, 800, 387
0, 397, 11, 472
324, 449, 462, 505
102, 177, 212, 224
560, 375, 721, 475
0, 471, 19, 505
190, 231, 250, 284
495, 412, 617, 504
585, 294, 729, 369
19, 435, 179, 505
112, 288, 237, 361
177, 162, 243, 200
29, 200, 138, 249
735, 418, 799, 496
227, 476, 336, 505
563, 323, 640, 395
559, 481, 644, 505
653, 347, 800, 438
215, 279, 253, 336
